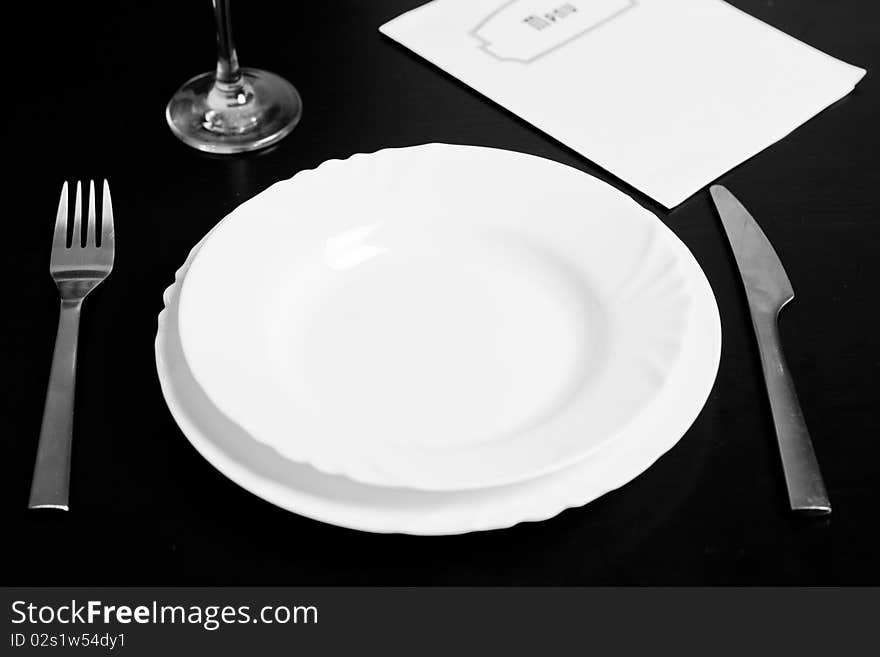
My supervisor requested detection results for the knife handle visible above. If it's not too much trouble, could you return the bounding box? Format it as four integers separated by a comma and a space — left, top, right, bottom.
753, 314, 831, 515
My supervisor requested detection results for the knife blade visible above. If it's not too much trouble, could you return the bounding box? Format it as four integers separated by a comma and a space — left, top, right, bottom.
710, 185, 831, 516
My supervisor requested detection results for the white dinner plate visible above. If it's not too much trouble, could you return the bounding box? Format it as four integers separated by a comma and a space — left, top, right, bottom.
156, 224, 720, 535
179, 144, 718, 491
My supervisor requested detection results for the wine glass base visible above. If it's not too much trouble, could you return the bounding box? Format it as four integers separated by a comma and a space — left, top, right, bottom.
166, 68, 302, 154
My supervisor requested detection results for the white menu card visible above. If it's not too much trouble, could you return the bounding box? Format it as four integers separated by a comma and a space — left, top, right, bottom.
380, 0, 866, 207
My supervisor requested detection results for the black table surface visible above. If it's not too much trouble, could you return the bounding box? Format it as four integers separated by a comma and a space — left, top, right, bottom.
4, 0, 878, 585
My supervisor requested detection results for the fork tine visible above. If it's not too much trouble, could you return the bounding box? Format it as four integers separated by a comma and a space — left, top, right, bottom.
86, 180, 97, 247
101, 179, 115, 251
53, 182, 69, 249
72, 181, 83, 248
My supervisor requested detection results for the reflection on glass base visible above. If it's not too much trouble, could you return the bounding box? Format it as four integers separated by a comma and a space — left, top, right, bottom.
166, 68, 302, 154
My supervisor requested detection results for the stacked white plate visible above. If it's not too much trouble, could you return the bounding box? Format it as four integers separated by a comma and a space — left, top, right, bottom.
155, 144, 721, 535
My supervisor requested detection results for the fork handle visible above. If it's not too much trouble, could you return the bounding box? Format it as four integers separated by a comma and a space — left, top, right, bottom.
753, 315, 831, 515
29, 299, 83, 510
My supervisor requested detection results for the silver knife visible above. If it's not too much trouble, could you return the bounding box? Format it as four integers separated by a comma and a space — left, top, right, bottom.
709, 185, 831, 516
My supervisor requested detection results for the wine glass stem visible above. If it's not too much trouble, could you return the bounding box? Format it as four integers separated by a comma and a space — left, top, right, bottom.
213, 0, 241, 85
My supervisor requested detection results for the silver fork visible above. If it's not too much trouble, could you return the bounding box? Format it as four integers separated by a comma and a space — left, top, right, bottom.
29, 180, 115, 510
